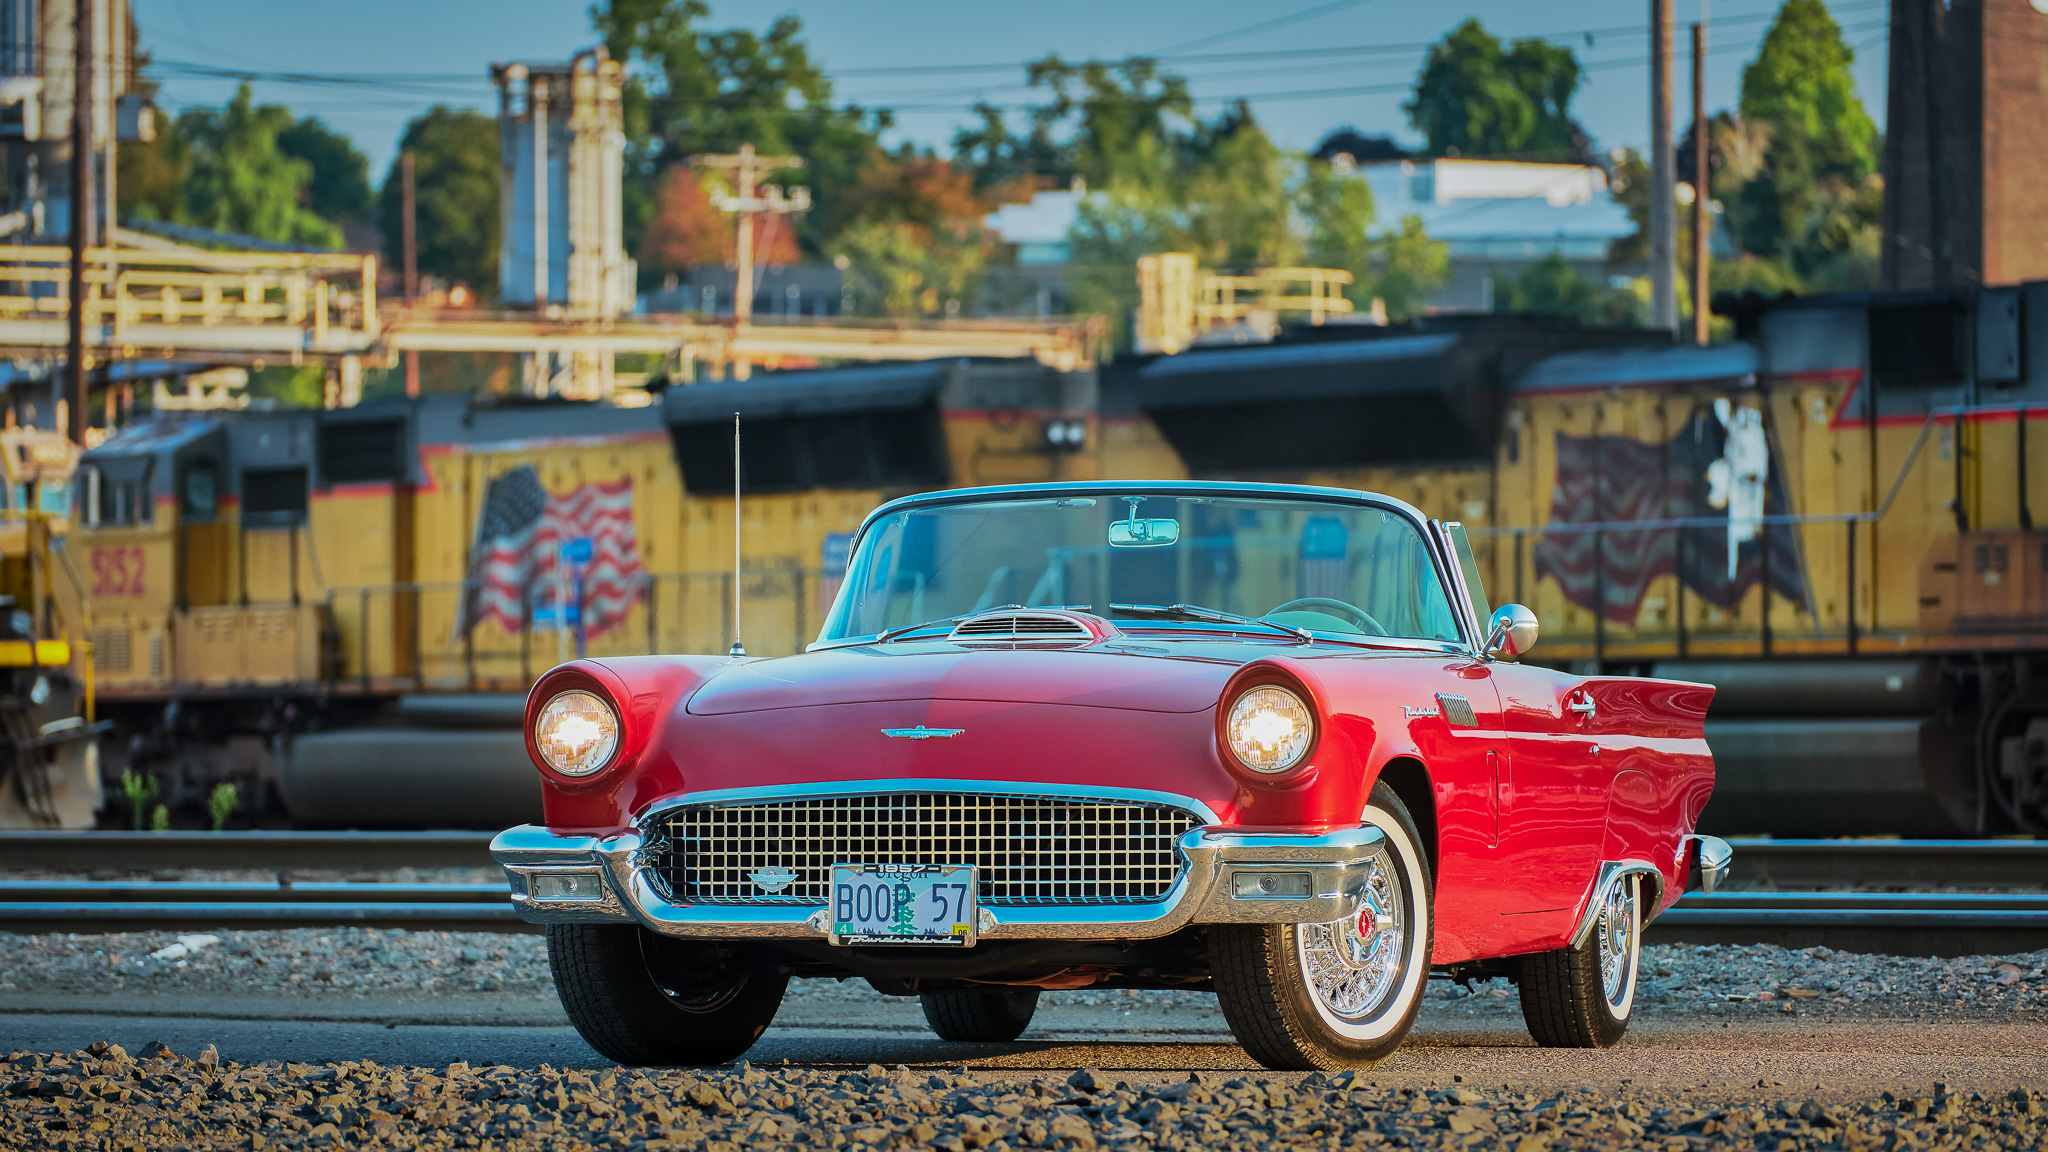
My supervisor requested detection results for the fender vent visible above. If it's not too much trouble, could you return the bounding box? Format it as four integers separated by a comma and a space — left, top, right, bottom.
949, 611, 1095, 643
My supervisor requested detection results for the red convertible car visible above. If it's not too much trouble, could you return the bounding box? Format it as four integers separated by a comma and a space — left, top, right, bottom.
494, 482, 1727, 1070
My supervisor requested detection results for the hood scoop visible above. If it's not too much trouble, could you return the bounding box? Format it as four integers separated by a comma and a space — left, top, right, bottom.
948, 610, 1108, 647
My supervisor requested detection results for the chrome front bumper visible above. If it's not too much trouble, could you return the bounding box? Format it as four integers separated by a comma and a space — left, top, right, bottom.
491, 822, 1386, 941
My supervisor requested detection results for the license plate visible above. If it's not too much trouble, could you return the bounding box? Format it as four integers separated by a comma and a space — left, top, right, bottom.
829, 863, 978, 946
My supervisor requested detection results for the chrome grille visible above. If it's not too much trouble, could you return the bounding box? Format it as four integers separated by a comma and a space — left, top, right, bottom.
647, 793, 1201, 907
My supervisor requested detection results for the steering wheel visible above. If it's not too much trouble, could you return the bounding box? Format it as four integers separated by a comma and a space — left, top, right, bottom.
1266, 597, 1386, 636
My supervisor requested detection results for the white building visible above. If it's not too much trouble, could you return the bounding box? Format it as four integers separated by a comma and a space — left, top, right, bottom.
981, 159, 1639, 315
1353, 158, 1635, 312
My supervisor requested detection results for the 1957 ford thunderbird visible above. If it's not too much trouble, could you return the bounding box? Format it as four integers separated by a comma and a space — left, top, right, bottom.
492, 481, 1728, 1070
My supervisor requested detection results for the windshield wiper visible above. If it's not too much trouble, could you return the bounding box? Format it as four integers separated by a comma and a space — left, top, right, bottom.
1108, 603, 1311, 642
876, 605, 1025, 642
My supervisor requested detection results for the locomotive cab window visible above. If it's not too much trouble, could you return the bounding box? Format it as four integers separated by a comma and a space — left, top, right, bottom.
180, 462, 219, 521
77, 461, 153, 527
241, 466, 310, 525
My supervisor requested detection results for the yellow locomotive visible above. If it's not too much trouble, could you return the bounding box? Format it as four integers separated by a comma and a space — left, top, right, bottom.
66, 282, 2048, 836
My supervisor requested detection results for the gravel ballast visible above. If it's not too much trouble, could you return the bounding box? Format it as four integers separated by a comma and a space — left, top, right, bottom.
1, 929, 2043, 1022
2, 930, 2045, 1150
2, 1044, 2043, 1152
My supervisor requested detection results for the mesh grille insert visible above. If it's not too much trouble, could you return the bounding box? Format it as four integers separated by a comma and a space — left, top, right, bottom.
649, 793, 1200, 907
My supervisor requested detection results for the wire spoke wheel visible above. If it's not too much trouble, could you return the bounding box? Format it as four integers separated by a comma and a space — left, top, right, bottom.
1211, 783, 1434, 1070
1595, 877, 1639, 1010
1518, 873, 1641, 1049
1297, 850, 1406, 1021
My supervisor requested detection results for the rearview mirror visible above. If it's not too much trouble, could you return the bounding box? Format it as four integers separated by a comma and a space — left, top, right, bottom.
1108, 518, 1180, 548
1485, 603, 1538, 659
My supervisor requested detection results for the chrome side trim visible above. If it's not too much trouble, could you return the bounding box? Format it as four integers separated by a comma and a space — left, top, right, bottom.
1567, 859, 1667, 951
1684, 834, 1733, 894
633, 779, 1224, 825
490, 819, 1384, 940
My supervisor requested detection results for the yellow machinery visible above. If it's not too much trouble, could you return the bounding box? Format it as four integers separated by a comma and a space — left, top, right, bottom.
1136, 252, 1359, 354
0, 503, 98, 829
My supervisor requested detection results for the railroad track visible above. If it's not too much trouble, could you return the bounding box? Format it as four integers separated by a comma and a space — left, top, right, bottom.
0, 833, 2041, 954
2, 832, 2042, 886
0, 879, 2042, 956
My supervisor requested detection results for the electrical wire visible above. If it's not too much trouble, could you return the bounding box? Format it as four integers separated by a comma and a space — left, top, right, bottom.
1151, 0, 1381, 57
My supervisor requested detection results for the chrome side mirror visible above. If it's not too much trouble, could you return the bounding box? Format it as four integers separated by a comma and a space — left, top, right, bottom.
1485, 603, 1538, 659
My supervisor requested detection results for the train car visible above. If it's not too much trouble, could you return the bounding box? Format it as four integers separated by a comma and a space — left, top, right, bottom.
69, 359, 1093, 825
63, 283, 2048, 836
1112, 288, 2048, 836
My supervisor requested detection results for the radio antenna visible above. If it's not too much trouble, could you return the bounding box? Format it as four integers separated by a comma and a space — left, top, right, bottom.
729, 412, 746, 657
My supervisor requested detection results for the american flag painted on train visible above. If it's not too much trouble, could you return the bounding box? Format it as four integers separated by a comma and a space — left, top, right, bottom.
1532, 400, 1806, 624
458, 465, 645, 637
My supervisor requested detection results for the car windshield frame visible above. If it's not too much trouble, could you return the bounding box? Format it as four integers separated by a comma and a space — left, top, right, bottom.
811, 482, 1480, 654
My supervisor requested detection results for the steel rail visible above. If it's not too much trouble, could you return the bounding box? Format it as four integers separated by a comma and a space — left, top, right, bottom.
0, 879, 2043, 953
0, 831, 496, 872
7, 834, 2041, 886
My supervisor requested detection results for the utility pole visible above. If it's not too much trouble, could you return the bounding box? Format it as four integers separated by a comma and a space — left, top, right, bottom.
694, 144, 809, 326
1649, 0, 1678, 336
1691, 17, 1710, 345
65, 0, 92, 445
401, 150, 420, 399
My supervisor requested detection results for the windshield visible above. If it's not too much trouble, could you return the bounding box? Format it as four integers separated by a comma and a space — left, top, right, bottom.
821, 493, 1463, 645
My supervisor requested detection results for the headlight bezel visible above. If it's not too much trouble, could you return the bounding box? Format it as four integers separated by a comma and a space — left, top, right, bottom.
532, 688, 621, 779
1221, 679, 1320, 777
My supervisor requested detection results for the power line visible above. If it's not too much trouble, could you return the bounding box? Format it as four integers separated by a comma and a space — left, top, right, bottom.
1152, 0, 1380, 57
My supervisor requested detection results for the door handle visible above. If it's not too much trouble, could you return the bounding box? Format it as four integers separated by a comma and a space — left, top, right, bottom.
1568, 695, 1596, 718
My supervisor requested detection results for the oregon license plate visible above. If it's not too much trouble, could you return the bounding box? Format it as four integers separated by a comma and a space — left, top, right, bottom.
829, 863, 978, 946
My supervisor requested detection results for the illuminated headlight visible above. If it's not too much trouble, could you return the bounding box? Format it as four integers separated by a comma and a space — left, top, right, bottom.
534, 690, 619, 777
1226, 686, 1314, 773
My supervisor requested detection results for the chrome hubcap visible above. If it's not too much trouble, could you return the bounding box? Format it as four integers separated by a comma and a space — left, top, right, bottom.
1596, 877, 1638, 1006
1298, 850, 1405, 1019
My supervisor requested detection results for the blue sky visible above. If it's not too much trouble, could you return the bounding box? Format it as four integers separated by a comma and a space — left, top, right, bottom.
136, 0, 1890, 183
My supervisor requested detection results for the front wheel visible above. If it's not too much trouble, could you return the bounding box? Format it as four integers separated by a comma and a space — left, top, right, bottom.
1517, 873, 1641, 1048
548, 925, 787, 1065
1211, 782, 1434, 1070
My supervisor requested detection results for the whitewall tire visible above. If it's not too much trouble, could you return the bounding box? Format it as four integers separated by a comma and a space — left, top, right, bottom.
1211, 781, 1435, 1070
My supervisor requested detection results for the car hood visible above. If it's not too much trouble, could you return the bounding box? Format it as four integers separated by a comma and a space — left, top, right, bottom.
684, 642, 1253, 715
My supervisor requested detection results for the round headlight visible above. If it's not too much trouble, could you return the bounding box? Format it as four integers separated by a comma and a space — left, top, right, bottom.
534, 690, 619, 777
1226, 686, 1314, 774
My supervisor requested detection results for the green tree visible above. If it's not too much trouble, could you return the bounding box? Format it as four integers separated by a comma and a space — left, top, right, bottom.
826, 150, 997, 319
591, 1, 890, 264
377, 107, 499, 292
278, 116, 373, 223
1020, 56, 1193, 188
1405, 20, 1587, 162
170, 83, 341, 249
1177, 104, 1299, 270
1298, 158, 1377, 306
1730, 0, 1877, 267
1498, 251, 1641, 326
1371, 216, 1452, 322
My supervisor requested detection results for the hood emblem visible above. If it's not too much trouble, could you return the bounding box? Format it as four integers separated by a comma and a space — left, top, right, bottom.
881, 726, 965, 740
749, 867, 800, 893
